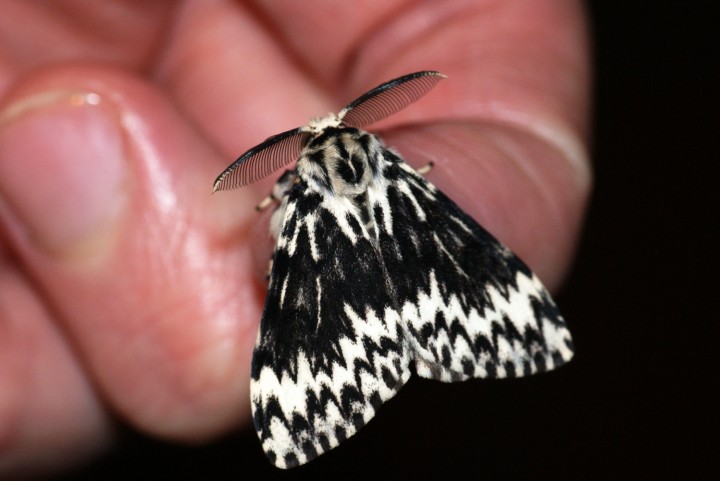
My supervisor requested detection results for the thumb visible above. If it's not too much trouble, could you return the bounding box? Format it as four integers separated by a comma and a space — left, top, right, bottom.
0, 67, 261, 443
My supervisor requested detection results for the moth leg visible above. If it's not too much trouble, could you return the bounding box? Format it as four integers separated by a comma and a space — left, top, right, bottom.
264, 258, 273, 282
416, 161, 434, 176
255, 194, 276, 211
257, 169, 299, 211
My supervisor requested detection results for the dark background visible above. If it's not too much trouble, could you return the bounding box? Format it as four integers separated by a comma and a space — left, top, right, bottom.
61, 2, 718, 480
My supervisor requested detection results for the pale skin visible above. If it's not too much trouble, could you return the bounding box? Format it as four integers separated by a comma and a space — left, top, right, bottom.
0, 0, 590, 476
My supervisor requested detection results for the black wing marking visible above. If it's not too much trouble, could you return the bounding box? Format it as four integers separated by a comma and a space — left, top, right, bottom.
251, 179, 410, 469
374, 150, 574, 382
212, 128, 307, 191
339, 71, 446, 129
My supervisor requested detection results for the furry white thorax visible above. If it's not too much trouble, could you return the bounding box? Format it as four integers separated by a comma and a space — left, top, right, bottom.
297, 130, 383, 198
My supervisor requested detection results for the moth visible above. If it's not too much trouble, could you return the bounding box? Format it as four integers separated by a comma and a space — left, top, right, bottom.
213, 71, 574, 469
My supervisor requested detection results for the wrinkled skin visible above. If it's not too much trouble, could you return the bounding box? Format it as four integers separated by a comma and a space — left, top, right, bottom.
0, 0, 590, 476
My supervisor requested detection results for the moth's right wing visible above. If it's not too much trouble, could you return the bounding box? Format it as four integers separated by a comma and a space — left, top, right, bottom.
250, 182, 410, 469
374, 151, 574, 382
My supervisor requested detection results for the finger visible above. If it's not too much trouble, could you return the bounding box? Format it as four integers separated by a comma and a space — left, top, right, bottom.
0, 254, 111, 476
0, 65, 261, 443
155, 0, 331, 161
351, 1, 591, 155
245, 0, 409, 83
345, 0, 591, 289
0, 1, 176, 76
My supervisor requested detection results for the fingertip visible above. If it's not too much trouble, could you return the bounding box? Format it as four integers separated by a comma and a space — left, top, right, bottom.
0, 87, 128, 266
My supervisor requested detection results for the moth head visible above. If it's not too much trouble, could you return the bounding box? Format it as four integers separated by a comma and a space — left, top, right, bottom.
305, 113, 343, 134
212, 71, 446, 193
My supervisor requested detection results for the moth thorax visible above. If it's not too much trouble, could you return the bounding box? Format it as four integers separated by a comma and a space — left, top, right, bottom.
297, 127, 382, 197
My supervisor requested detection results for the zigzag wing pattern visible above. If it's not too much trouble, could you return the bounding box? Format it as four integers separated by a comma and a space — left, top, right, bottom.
375, 150, 575, 382
251, 179, 411, 469
218, 71, 576, 470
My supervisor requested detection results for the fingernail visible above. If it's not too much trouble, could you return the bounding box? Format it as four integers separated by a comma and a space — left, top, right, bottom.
0, 91, 127, 263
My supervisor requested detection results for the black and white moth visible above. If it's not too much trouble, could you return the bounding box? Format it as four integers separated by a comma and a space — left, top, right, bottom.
213, 71, 574, 469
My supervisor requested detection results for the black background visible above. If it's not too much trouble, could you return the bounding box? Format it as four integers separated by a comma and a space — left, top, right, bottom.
61, 2, 718, 480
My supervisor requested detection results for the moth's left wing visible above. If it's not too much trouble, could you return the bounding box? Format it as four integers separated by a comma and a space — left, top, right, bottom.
251, 183, 410, 469
375, 150, 574, 382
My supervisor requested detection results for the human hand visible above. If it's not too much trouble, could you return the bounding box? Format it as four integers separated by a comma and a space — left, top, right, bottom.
0, 1, 590, 476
